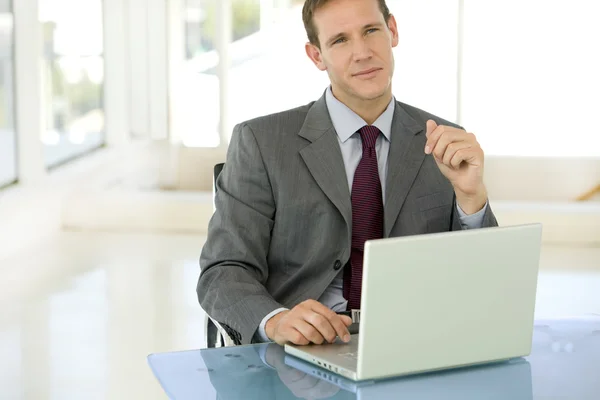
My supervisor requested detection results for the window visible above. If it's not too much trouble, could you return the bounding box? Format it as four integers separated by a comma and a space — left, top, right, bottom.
39, 0, 105, 167
176, 0, 458, 148
176, 0, 223, 147
178, 0, 318, 147
0, 2, 16, 187
225, 1, 329, 132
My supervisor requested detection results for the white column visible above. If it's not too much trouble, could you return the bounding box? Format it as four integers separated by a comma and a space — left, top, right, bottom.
127, 0, 150, 138
13, 0, 46, 184
216, 0, 232, 146
125, 0, 169, 141
167, 0, 186, 144
103, 0, 131, 147
147, 0, 169, 140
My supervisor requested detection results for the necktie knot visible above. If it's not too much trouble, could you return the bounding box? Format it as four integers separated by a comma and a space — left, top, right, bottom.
359, 125, 380, 150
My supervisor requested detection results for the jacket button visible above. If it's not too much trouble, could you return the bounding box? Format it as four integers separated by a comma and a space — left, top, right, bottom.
334, 260, 343, 270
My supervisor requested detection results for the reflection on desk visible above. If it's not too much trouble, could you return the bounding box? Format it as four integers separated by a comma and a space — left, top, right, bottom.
147, 315, 600, 399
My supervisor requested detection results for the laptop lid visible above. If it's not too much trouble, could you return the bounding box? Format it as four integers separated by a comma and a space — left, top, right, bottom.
356, 223, 542, 380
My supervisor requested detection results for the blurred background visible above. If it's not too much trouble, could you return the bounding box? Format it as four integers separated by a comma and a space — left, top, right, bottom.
0, 0, 598, 399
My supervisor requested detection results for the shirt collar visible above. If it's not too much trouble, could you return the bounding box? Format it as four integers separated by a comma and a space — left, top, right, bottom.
325, 85, 395, 143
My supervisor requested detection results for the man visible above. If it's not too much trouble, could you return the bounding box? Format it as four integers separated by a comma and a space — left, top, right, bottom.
198, 0, 498, 347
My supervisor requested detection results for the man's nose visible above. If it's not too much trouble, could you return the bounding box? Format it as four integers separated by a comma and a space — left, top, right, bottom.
352, 38, 373, 61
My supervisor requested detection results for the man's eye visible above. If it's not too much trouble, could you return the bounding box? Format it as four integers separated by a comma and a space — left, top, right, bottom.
333, 38, 346, 45
366, 28, 378, 34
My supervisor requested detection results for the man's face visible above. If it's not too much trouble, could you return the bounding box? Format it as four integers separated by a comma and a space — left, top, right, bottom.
306, 0, 399, 104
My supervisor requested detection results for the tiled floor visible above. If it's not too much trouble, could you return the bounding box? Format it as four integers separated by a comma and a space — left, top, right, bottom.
0, 232, 598, 399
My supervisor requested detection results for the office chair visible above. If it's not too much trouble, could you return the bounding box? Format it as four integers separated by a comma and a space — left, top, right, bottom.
202, 162, 238, 348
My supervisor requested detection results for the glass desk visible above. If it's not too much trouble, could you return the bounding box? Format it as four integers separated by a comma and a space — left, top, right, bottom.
148, 315, 600, 399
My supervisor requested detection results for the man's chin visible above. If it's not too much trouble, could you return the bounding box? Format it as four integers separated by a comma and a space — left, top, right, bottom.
350, 80, 391, 99
354, 87, 390, 102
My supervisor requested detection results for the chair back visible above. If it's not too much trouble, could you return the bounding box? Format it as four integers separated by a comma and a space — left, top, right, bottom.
213, 163, 225, 193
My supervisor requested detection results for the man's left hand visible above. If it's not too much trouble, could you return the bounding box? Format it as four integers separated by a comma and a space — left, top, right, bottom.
424, 120, 488, 215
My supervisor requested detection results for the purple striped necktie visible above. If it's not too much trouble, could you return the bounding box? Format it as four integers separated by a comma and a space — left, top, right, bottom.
343, 125, 384, 310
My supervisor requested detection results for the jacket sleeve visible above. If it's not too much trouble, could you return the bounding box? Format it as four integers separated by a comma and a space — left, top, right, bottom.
198, 122, 283, 345
451, 195, 499, 231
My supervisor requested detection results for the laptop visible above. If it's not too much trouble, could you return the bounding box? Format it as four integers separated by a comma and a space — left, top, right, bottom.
285, 223, 543, 381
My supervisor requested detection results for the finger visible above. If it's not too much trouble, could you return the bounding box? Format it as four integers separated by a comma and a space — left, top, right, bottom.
294, 319, 326, 345
424, 120, 438, 154
308, 302, 351, 342
425, 119, 437, 138
304, 312, 338, 343
426, 125, 466, 155
442, 141, 472, 166
279, 325, 310, 346
431, 131, 465, 161
450, 148, 480, 169
425, 125, 449, 154
450, 149, 467, 169
340, 315, 353, 327
328, 315, 351, 342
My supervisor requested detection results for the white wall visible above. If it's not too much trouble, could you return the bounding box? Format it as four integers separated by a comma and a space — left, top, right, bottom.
461, 0, 600, 157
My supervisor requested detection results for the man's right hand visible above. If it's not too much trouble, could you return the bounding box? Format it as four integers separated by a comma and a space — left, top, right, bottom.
265, 300, 353, 346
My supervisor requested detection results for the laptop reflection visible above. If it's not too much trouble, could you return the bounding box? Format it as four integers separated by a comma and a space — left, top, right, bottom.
285, 354, 532, 400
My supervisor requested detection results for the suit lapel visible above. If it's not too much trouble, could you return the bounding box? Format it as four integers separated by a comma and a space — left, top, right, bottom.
384, 103, 427, 237
298, 95, 352, 229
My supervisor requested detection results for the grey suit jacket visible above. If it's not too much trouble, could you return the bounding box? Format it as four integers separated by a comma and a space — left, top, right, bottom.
198, 92, 498, 345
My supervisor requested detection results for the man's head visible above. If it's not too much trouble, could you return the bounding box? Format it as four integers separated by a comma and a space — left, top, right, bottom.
303, 0, 399, 107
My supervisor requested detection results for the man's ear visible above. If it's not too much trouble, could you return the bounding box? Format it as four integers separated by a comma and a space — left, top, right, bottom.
305, 42, 327, 71
387, 14, 399, 48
